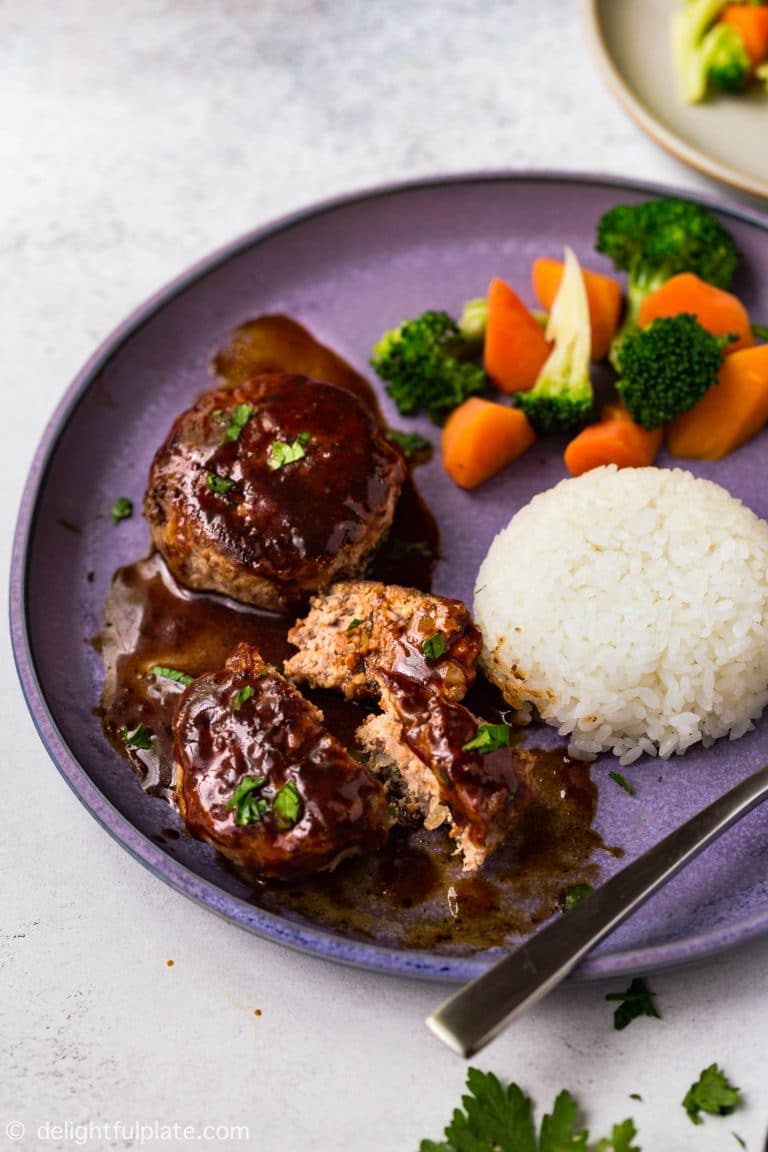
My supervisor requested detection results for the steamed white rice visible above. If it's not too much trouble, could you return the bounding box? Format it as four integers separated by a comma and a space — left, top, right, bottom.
473, 466, 768, 765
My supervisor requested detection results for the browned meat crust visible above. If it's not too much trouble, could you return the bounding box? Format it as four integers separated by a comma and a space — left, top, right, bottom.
285, 581, 482, 702
173, 643, 391, 878
144, 374, 406, 611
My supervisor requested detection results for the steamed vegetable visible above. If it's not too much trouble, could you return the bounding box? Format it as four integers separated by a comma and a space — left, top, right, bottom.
531, 257, 622, 361
516, 247, 594, 434
637, 271, 754, 352
441, 397, 535, 488
667, 343, 768, 459
673, 0, 749, 101
595, 196, 739, 367
616, 313, 730, 428
370, 310, 486, 423
721, 4, 768, 66
483, 277, 552, 393
457, 297, 489, 344
564, 406, 663, 476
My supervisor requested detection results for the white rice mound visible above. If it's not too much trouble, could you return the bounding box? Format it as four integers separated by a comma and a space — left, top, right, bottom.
473, 466, 768, 766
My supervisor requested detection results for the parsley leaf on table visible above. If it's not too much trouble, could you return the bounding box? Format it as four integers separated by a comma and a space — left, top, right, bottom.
418, 1068, 640, 1152
605, 978, 660, 1031
682, 1064, 741, 1125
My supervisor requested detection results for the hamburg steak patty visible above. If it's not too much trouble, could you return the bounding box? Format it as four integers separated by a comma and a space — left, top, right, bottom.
173, 643, 391, 877
144, 373, 406, 610
358, 672, 532, 872
285, 581, 482, 703
286, 582, 525, 870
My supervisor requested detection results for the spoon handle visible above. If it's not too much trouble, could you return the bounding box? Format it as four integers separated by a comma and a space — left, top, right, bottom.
427, 761, 768, 1058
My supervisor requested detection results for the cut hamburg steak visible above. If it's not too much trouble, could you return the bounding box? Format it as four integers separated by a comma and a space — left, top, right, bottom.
173, 643, 391, 877
144, 372, 406, 610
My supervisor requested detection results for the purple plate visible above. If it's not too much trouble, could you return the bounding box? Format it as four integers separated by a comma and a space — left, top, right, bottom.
11, 172, 768, 982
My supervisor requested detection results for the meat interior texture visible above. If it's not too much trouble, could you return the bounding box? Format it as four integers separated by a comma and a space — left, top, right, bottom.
173, 643, 391, 878
287, 582, 532, 871
284, 580, 483, 702
144, 373, 406, 611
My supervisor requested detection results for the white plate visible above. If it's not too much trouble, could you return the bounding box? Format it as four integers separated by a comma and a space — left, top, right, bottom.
585, 0, 768, 199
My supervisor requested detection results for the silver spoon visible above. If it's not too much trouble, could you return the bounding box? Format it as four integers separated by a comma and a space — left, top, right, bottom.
427, 760, 768, 1058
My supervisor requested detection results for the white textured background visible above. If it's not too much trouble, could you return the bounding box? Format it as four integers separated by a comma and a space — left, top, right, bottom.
2, 2, 767, 1149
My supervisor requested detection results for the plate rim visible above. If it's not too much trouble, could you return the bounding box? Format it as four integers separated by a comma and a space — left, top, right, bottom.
583, 0, 768, 201
11, 167, 768, 984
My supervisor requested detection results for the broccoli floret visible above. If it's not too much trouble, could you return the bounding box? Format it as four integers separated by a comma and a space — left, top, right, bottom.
457, 297, 488, 344
672, 0, 730, 102
370, 310, 486, 423
616, 313, 729, 429
516, 247, 593, 434
702, 22, 752, 91
673, 0, 756, 100
596, 196, 739, 366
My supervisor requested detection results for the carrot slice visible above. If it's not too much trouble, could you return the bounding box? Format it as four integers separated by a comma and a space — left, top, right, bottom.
666, 343, 768, 460
442, 397, 536, 488
720, 5, 768, 66
564, 414, 663, 476
532, 257, 622, 361
637, 272, 753, 353
483, 277, 551, 393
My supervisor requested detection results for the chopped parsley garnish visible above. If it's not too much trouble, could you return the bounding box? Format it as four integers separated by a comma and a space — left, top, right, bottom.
231, 684, 255, 711
683, 1064, 741, 1125
388, 538, 434, 559
462, 723, 510, 754
421, 632, 447, 662
123, 722, 153, 749
386, 429, 432, 457
419, 1067, 640, 1152
732, 1134, 746, 1149
606, 977, 660, 1031
111, 497, 133, 524
629, 1093, 643, 1102
267, 433, 311, 471
346, 618, 364, 631
563, 883, 593, 912
227, 775, 268, 826
206, 472, 234, 494
609, 770, 635, 796
224, 403, 253, 442
151, 665, 194, 687
273, 779, 302, 828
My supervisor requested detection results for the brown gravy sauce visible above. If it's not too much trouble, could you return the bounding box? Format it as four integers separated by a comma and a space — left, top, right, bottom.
98, 315, 609, 954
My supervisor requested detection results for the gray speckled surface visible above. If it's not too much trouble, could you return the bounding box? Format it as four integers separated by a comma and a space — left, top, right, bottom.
3, 2, 768, 1149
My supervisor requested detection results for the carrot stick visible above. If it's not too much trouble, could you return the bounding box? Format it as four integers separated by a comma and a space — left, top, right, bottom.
483, 277, 551, 393
637, 272, 754, 353
564, 411, 663, 476
532, 258, 622, 361
667, 343, 768, 460
442, 397, 536, 488
720, 5, 768, 66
